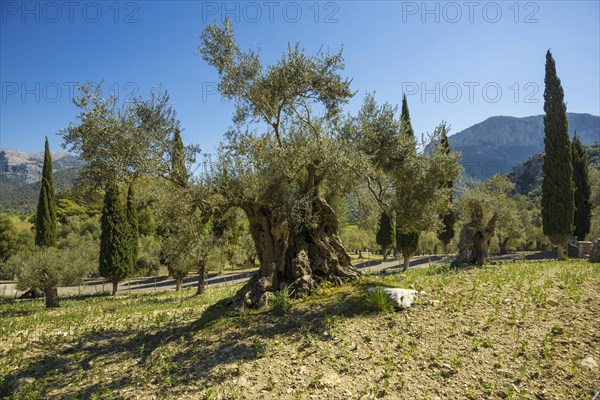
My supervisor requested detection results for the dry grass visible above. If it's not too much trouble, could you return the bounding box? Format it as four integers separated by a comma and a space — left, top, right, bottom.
11, 220, 33, 232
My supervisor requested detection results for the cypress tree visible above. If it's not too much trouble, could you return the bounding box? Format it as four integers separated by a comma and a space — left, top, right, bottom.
541, 50, 575, 258
571, 132, 591, 240
99, 183, 134, 295
437, 126, 456, 252
376, 211, 394, 261
400, 94, 414, 139
396, 94, 420, 268
35, 137, 57, 247
126, 183, 139, 270
171, 128, 187, 186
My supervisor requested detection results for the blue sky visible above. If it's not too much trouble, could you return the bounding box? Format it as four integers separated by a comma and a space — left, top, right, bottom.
1, 1, 599, 154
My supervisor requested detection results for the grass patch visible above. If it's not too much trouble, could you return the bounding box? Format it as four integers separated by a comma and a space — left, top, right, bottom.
12, 220, 33, 231
364, 287, 392, 312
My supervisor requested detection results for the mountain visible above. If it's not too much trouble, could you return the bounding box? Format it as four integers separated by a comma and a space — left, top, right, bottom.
449, 113, 600, 180
0, 149, 84, 215
508, 144, 600, 198
0, 148, 84, 184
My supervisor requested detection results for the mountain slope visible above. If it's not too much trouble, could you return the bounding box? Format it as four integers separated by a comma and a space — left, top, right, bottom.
450, 113, 599, 180
0, 149, 83, 215
0, 148, 84, 184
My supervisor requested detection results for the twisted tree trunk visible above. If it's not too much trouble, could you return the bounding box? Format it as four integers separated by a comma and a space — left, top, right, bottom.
235, 195, 360, 307
44, 287, 60, 308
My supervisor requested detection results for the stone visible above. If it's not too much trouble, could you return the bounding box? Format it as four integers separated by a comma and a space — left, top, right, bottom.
546, 298, 559, 306
367, 287, 421, 309
317, 372, 342, 388
14, 377, 36, 389
578, 357, 598, 370
233, 376, 250, 387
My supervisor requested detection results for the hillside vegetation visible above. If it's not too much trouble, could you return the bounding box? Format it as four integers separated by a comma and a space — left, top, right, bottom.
509, 144, 600, 198
2, 260, 599, 399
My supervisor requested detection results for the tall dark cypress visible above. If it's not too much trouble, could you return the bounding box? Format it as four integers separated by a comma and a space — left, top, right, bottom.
400, 93, 415, 139
99, 183, 134, 295
571, 132, 591, 240
396, 94, 419, 269
35, 137, 57, 247
171, 128, 187, 186
437, 126, 456, 252
541, 50, 575, 257
376, 211, 394, 261
126, 183, 139, 269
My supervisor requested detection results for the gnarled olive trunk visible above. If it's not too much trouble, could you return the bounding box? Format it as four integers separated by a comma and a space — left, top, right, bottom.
235, 196, 360, 307
175, 278, 183, 292
44, 287, 60, 308
499, 237, 510, 254
455, 214, 497, 266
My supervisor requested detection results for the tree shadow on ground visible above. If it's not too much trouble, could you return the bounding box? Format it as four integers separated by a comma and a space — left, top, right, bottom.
1, 284, 375, 398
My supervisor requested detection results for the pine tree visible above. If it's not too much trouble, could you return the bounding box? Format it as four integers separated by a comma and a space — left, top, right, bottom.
541, 50, 575, 257
437, 125, 456, 252
126, 183, 139, 270
35, 137, 57, 248
99, 183, 134, 295
571, 132, 591, 240
396, 94, 420, 268
376, 211, 394, 261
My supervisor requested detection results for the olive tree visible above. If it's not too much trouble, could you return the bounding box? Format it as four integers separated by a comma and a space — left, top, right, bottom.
347, 94, 460, 271
458, 175, 524, 254
197, 18, 366, 306
8, 235, 97, 308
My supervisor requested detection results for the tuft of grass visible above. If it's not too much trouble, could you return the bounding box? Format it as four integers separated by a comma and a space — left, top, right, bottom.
264, 376, 275, 391
272, 285, 293, 316
253, 339, 268, 359
365, 288, 391, 312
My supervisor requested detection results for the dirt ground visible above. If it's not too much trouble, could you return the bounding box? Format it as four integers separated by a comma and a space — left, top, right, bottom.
1, 259, 599, 399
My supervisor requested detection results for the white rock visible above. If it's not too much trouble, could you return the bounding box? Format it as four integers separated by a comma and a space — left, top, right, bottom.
579, 357, 598, 370
15, 377, 36, 388
367, 287, 421, 309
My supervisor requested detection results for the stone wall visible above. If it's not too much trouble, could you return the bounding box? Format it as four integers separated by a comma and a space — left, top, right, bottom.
590, 239, 600, 263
